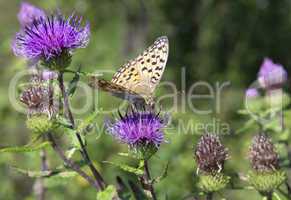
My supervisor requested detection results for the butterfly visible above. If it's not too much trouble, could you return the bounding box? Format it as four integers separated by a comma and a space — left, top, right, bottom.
89, 36, 169, 105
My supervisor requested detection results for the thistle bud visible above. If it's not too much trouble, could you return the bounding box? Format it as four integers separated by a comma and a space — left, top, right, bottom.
248, 134, 279, 172
20, 75, 58, 134
194, 133, 229, 174
248, 134, 286, 194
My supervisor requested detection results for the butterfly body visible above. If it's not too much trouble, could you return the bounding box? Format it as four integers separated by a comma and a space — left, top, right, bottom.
89, 36, 169, 105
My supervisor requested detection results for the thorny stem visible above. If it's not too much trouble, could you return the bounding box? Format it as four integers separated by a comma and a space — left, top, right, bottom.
206, 193, 213, 200
58, 72, 106, 190
143, 160, 157, 200
47, 132, 100, 190
265, 192, 273, 200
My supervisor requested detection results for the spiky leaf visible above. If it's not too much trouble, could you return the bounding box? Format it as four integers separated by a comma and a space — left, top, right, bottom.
0, 142, 51, 153
96, 185, 117, 200
68, 66, 81, 97
103, 161, 144, 176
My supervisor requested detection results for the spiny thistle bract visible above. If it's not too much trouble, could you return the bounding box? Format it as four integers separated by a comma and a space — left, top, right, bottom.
105, 108, 168, 160
194, 133, 229, 174
248, 170, 286, 193
248, 134, 286, 193
197, 173, 230, 193
26, 114, 56, 135
12, 13, 90, 70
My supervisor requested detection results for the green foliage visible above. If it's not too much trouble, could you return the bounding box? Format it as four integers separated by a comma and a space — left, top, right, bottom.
10, 166, 77, 178
103, 161, 144, 176
44, 171, 78, 188
152, 162, 169, 184
96, 185, 117, 200
68, 66, 81, 97
0, 141, 50, 153
76, 111, 99, 134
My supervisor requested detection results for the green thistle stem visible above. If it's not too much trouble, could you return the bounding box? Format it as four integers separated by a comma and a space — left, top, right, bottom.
206, 192, 213, 200
58, 72, 106, 190
47, 132, 99, 190
143, 160, 157, 200
265, 192, 273, 200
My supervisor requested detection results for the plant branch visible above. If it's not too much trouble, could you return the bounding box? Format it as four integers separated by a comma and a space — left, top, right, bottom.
57, 72, 106, 190
34, 140, 48, 200
265, 192, 273, 200
206, 193, 213, 200
47, 132, 100, 190
143, 160, 157, 200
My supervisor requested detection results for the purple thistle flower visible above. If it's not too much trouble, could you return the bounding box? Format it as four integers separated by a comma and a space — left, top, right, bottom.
245, 88, 259, 98
17, 2, 45, 28
106, 109, 168, 149
12, 14, 90, 69
258, 58, 287, 89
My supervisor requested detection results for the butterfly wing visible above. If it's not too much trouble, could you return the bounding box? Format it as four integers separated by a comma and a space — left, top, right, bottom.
135, 36, 169, 94
111, 36, 169, 98
88, 76, 145, 103
89, 36, 169, 104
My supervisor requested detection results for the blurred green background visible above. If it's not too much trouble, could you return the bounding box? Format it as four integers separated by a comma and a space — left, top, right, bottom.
1, 0, 291, 199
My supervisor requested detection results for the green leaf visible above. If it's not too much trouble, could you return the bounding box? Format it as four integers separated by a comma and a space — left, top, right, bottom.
96, 185, 117, 200
25, 135, 42, 146
76, 111, 98, 133
278, 130, 290, 141
237, 109, 250, 115
10, 165, 77, 179
68, 66, 81, 97
67, 131, 86, 150
118, 152, 131, 157
55, 115, 73, 129
54, 171, 78, 178
152, 162, 169, 184
103, 161, 144, 176
236, 118, 257, 133
44, 171, 77, 188
0, 141, 51, 153
138, 160, 144, 170
273, 192, 283, 200
118, 152, 138, 159
66, 147, 77, 159
10, 166, 59, 178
